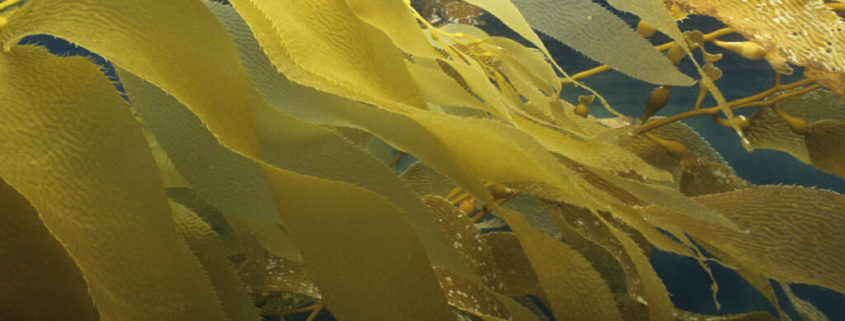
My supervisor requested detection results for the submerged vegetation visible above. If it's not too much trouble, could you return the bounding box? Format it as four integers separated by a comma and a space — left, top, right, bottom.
0, 0, 844, 320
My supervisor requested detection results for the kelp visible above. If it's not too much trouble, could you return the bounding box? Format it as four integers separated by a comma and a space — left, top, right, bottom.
0, 0, 843, 320
0, 45, 230, 321
170, 201, 262, 321
644, 186, 845, 293
744, 88, 845, 178
0, 178, 98, 321
509, 0, 693, 86
670, 0, 845, 97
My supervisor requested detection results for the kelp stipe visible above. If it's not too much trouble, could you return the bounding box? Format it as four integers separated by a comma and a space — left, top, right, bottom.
0, 0, 844, 320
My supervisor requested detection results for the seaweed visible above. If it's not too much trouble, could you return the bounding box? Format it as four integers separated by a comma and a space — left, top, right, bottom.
0, 0, 843, 320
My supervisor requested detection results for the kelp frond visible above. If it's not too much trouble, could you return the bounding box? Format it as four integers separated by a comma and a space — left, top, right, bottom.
0, 0, 843, 320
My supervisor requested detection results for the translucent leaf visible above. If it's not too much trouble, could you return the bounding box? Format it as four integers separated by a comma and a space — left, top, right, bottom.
400, 162, 457, 197
781, 282, 831, 321
262, 255, 321, 299
405, 57, 490, 112
694, 242, 787, 320
120, 49, 459, 321
209, 1, 471, 276
228, 0, 427, 110
805, 120, 845, 177
0, 0, 265, 156
545, 202, 674, 321
610, 228, 675, 321
241, 48, 580, 211
330, 126, 374, 151
223, 0, 724, 228
644, 186, 845, 293
487, 37, 560, 97
225, 218, 274, 300
0, 178, 98, 321
674, 310, 778, 321
422, 196, 502, 290
145, 132, 192, 189
226, 214, 302, 262
482, 232, 544, 298
624, 122, 752, 196
604, 0, 683, 39
117, 68, 282, 223
434, 267, 511, 320
680, 157, 753, 197
507, 0, 693, 86
510, 114, 674, 184
260, 168, 458, 321
346, 0, 441, 59
496, 207, 624, 321
745, 89, 845, 178
545, 204, 629, 296
672, 0, 845, 98
0, 45, 230, 321
501, 192, 561, 239
171, 201, 261, 321
516, 181, 698, 260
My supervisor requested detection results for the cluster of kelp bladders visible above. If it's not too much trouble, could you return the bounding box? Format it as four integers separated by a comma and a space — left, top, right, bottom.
0, 0, 843, 320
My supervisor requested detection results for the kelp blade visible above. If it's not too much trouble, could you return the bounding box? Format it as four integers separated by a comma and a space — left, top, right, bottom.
507, 0, 693, 86
0, 0, 264, 157
0, 178, 99, 321
645, 186, 845, 293
0, 45, 230, 321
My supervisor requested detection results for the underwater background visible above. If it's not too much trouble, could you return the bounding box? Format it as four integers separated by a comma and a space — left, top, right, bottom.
10, 0, 845, 319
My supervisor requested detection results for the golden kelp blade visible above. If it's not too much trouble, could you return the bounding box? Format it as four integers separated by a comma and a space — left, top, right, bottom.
118, 35, 459, 321
497, 208, 624, 321
224, 0, 559, 210
745, 107, 812, 162
509, 115, 673, 184
805, 120, 845, 178
481, 232, 544, 297
0, 178, 98, 321
117, 68, 282, 223
239, 39, 729, 233
674, 310, 778, 321
433, 267, 512, 320
0, 0, 264, 157
680, 158, 753, 197
170, 201, 261, 321
419, 195, 547, 321
0, 45, 230, 321
646, 185, 845, 293
502, 192, 560, 238
226, 0, 720, 225
260, 167, 458, 321
779, 282, 830, 321
507, 0, 694, 86
404, 58, 490, 112
228, 0, 427, 111
226, 0, 724, 227
604, 0, 683, 40
608, 228, 675, 321
113, 7, 457, 317
261, 255, 321, 300
399, 162, 457, 197
670, 0, 845, 98
422, 196, 501, 286
744, 89, 845, 178
347, 0, 442, 59
693, 243, 787, 320
545, 203, 674, 321
624, 121, 752, 196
